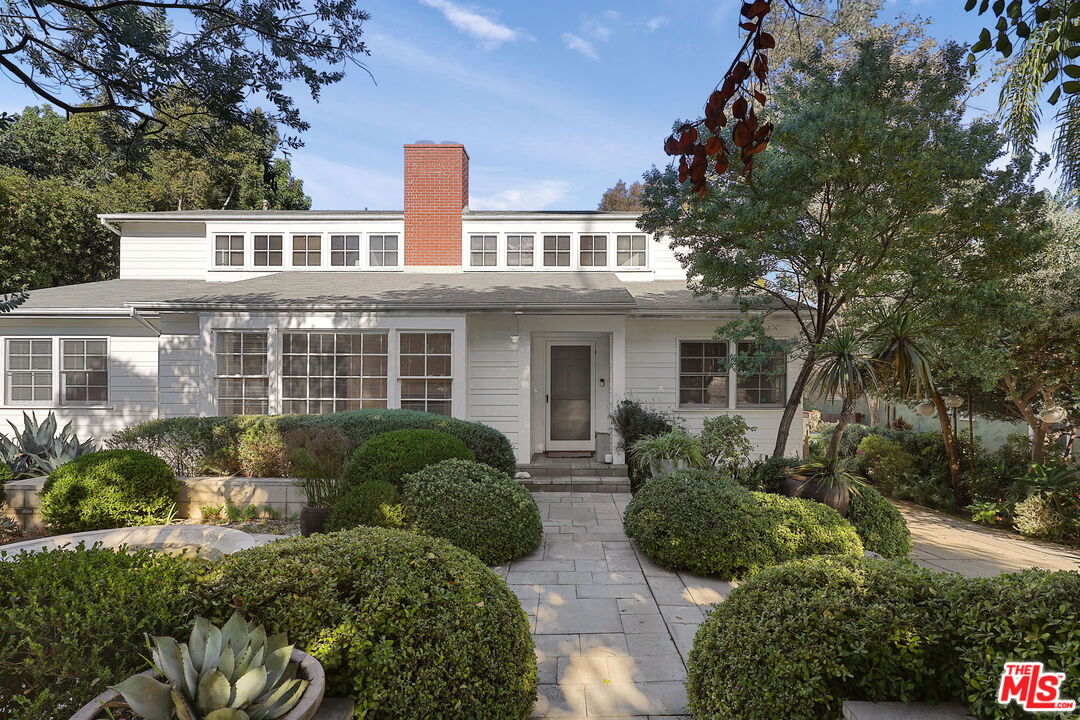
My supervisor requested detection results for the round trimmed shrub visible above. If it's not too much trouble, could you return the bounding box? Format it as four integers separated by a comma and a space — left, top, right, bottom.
195, 527, 537, 719
623, 469, 863, 578
341, 428, 474, 489
325, 480, 404, 531
39, 449, 181, 532
403, 459, 542, 565
686, 556, 959, 720
848, 485, 912, 558
856, 434, 915, 494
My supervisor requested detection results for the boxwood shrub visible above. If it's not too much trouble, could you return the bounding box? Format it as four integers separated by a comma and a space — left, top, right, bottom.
847, 485, 912, 558
195, 527, 537, 719
342, 428, 474, 489
622, 469, 863, 578
39, 449, 181, 532
0, 545, 198, 720
325, 480, 404, 532
403, 459, 542, 565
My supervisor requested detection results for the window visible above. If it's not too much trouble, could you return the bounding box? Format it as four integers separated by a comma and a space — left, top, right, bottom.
543, 235, 571, 267
254, 234, 283, 267
736, 342, 787, 406
369, 235, 399, 267
291, 235, 322, 266
214, 234, 244, 267
5, 339, 53, 403
282, 332, 388, 414
399, 332, 451, 416
215, 332, 269, 415
507, 234, 534, 266
617, 234, 647, 267
330, 235, 361, 267
579, 235, 608, 267
61, 339, 108, 403
679, 341, 729, 407
470, 235, 497, 267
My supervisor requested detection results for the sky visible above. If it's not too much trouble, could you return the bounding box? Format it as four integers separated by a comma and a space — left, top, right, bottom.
0, 0, 1056, 210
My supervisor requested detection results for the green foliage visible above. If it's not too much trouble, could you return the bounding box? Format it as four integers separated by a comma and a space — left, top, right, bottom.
225, 500, 262, 523
342, 429, 474, 490
196, 527, 537, 719
622, 469, 863, 579
235, 415, 288, 478
743, 455, 802, 494
856, 434, 916, 494
1012, 493, 1078, 542
630, 429, 709, 480
108, 416, 240, 477
610, 398, 675, 491
966, 500, 1009, 526
325, 481, 404, 532
402, 459, 542, 565
0, 545, 197, 720
699, 415, 756, 476
597, 179, 645, 211
39, 449, 180, 532
0, 410, 96, 479
285, 426, 349, 507
847, 485, 912, 558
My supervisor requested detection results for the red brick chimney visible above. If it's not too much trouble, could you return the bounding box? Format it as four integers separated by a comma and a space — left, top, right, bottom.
403, 141, 469, 266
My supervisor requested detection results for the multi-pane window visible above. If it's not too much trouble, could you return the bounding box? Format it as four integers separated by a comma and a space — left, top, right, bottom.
291, 235, 322, 266
470, 235, 498, 267
679, 341, 729, 407
215, 332, 269, 415
5, 339, 53, 403
61, 339, 108, 403
617, 234, 647, 267
579, 235, 608, 267
254, 234, 283, 267
214, 234, 244, 267
282, 332, 388, 414
370, 235, 399, 267
330, 235, 361, 267
399, 332, 452, 416
543, 235, 571, 267
736, 342, 786, 406
507, 234, 534, 266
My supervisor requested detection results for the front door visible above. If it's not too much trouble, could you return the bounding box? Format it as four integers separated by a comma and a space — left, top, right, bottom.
547, 343, 594, 451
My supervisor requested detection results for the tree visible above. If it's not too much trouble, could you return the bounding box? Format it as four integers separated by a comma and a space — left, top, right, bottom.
807, 327, 877, 461
0, 0, 369, 146
639, 38, 1048, 459
598, 180, 645, 211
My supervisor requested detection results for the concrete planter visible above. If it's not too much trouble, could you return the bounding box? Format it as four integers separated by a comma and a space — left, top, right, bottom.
784, 476, 850, 516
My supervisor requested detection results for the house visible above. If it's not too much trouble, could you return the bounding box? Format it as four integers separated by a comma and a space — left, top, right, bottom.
0, 142, 803, 469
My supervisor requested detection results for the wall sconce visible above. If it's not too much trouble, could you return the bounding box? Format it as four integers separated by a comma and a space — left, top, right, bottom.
510, 334, 520, 344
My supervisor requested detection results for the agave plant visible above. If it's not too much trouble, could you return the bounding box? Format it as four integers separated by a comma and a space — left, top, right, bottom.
114, 612, 309, 720
0, 411, 95, 478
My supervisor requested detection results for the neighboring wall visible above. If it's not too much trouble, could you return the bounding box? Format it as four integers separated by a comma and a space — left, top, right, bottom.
159, 314, 202, 418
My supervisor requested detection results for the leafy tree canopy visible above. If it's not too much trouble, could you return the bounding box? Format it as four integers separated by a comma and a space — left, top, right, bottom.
598, 179, 645, 211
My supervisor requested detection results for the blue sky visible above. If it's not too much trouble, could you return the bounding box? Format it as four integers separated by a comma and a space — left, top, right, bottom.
0, 0, 1054, 209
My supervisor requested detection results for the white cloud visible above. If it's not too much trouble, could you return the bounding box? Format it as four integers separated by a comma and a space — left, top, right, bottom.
644, 15, 668, 32
471, 180, 570, 210
562, 32, 599, 60
291, 154, 402, 210
419, 0, 521, 48
604, 9, 620, 20
583, 20, 614, 41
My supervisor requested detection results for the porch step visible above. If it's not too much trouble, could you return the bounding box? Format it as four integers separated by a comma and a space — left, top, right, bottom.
518, 463, 629, 478
518, 476, 631, 494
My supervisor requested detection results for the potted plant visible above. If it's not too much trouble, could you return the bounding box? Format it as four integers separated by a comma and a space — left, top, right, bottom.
285, 427, 348, 536
783, 455, 863, 516
70, 612, 325, 720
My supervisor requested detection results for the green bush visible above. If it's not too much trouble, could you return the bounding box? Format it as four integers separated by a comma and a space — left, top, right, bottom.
342, 428, 474, 490
856, 435, 916, 494
742, 455, 802, 493
39, 449, 180, 532
326, 480, 404, 531
107, 416, 239, 476
234, 414, 288, 477
848, 485, 912, 558
686, 556, 959, 720
0, 545, 197, 720
196, 527, 537, 719
610, 398, 675, 492
622, 469, 863, 579
403, 459, 542, 565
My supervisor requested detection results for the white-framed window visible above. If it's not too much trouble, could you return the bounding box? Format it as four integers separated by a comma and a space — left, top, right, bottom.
580, 234, 608, 267
736, 342, 787, 407
370, 235, 399, 267
61, 339, 108, 404
679, 341, 729, 408
543, 235, 571, 267
5, 339, 53, 404
282, 332, 388, 413
507, 234, 534, 266
291, 235, 322, 267
617, 234, 647, 267
470, 235, 498, 267
214, 234, 244, 267
330, 235, 362, 267
254, 234, 283, 267
215, 331, 269, 415
399, 332, 451, 416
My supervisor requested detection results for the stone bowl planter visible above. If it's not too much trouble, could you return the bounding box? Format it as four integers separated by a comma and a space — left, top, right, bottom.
783, 476, 850, 516
68, 648, 326, 720
299, 505, 332, 536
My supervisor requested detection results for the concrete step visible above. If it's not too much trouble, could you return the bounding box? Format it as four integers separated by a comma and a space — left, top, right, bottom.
519, 463, 629, 478
518, 476, 631, 493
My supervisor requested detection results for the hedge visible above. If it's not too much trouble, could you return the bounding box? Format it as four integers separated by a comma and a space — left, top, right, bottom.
341, 428, 474, 489
847, 485, 912, 559
325, 480, 405, 532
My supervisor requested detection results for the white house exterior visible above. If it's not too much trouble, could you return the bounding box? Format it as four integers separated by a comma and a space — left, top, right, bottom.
0, 142, 803, 466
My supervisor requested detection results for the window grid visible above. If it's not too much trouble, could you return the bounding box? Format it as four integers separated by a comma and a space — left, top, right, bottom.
215, 332, 269, 415
254, 234, 283, 267
399, 332, 452, 416
370, 235, 399, 267
543, 235, 571, 267
679, 341, 729, 407
61, 339, 108, 404
291, 235, 322, 267
507, 234, 534, 266
5, 339, 53, 404
330, 235, 361, 267
214, 234, 244, 267
282, 332, 388, 414
579, 235, 608, 267
736, 342, 787, 407
470, 235, 498, 267
617, 234, 647, 267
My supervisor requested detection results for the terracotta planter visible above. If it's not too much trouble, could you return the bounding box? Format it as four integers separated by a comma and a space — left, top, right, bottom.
69, 648, 326, 720
299, 505, 332, 536
783, 476, 851, 516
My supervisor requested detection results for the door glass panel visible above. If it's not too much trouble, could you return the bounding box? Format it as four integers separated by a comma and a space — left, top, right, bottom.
550, 345, 591, 442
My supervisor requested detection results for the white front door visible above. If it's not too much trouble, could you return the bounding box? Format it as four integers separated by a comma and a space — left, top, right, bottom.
546, 342, 595, 452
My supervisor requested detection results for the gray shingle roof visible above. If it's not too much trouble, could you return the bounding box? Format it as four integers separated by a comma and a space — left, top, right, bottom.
17, 279, 213, 310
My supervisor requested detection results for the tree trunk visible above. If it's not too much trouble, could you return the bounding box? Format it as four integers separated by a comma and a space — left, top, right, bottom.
928, 387, 964, 505
866, 394, 881, 426
773, 350, 816, 458
828, 393, 859, 462
1031, 422, 1047, 465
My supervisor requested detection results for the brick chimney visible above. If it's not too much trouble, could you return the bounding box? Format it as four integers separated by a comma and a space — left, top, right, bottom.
403, 141, 469, 266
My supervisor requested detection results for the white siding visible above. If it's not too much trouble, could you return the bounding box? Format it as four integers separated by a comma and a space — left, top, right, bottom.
119, 221, 207, 279
466, 315, 522, 454
159, 314, 203, 418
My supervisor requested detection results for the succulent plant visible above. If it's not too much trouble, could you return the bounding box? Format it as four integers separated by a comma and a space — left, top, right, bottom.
0, 411, 96, 479
113, 612, 309, 720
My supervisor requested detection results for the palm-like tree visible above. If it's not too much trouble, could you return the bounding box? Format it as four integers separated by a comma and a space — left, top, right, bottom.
808, 327, 878, 461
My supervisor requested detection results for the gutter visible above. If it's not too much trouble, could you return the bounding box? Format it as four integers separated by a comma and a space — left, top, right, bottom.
124, 301, 639, 314
99, 217, 121, 235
